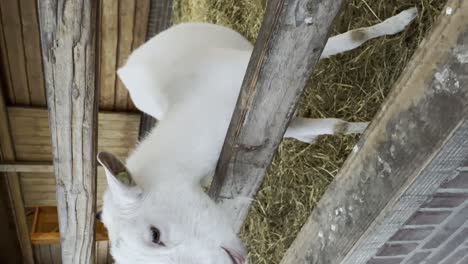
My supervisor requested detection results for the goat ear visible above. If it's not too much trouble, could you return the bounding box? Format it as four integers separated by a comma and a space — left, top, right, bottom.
97, 152, 136, 195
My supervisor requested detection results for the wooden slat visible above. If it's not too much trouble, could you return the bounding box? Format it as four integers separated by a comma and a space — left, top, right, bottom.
0, 70, 35, 263
146, 0, 173, 37
7, 107, 139, 161
115, 0, 136, 110
37, 1, 98, 263
0, 0, 30, 104
0, 4, 14, 102
96, 241, 108, 264
19, 0, 46, 106
0, 162, 53, 173
280, 1, 468, 263
138, 0, 173, 138
127, 0, 150, 110
50, 244, 62, 264
0, 172, 23, 263
33, 245, 41, 263
208, 0, 345, 231
20, 171, 108, 208
38, 245, 51, 264
99, 0, 118, 109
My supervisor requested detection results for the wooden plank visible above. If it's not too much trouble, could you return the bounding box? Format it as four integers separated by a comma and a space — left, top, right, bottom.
37, 1, 98, 263
115, 0, 136, 110
127, 0, 150, 110
280, 1, 468, 263
0, 173, 23, 263
137, 0, 173, 138
49, 244, 62, 264
7, 107, 139, 161
0, 69, 35, 263
38, 245, 52, 264
96, 241, 108, 264
33, 245, 41, 263
0, 4, 14, 102
19, 0, 46, 106
207, 0, 345, 231
146, 0, 173, 37
0, 0, 30, 104
0, 162, 53, 173
99, 0, 118, 109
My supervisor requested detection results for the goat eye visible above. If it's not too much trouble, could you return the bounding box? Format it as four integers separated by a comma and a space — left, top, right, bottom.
150, 226, 163, 245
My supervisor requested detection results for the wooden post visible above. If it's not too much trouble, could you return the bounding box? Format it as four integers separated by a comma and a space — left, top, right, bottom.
138, 0, 173, 138
280, 1, 468, 263
0, 84, 34, 263
208, 0, 344, 231
37, 1, 98, 263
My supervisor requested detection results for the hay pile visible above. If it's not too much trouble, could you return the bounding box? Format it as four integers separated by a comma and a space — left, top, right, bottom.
173, 1, 445, 263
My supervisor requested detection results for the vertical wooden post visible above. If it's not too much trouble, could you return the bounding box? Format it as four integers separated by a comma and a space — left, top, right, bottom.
138, 0, 173, 138
208, 0, 344, 231
37, 1, 98, 263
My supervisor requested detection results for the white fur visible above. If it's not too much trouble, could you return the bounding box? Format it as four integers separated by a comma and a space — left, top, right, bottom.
100, 8, 417, 264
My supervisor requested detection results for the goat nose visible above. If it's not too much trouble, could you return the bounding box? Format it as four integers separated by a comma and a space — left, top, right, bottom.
222, 247, 246, 264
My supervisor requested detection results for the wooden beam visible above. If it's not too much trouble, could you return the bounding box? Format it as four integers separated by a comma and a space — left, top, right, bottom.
0, 162, 53, 173
208, 0, 344, 231
138, 0, 173, 138
280, 1, 468, 263
37, 1, 98, 263
0, 71, 35, 263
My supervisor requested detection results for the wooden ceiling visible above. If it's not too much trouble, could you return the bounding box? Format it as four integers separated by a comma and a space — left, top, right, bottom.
0, 0, 149, 111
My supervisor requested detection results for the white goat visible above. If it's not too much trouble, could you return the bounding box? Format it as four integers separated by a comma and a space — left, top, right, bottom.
97, 8, 417, 264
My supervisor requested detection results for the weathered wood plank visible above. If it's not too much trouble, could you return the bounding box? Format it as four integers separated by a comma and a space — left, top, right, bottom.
96, 241, 108, 264
38, 245, 52, 264
280, 1, 468, 263
0, 172, 23, 263
0, 0, 30, 104
19, 0, 46, 106
20, 170, 108, 208
99, 0, 118, 109
208, 0, 345, 231
7, 107, 139, 161
115, 0, 136, 110
0, 162, 53, 173
0, 6, 14, 102
49, 244, 62, 264
0, 73, 35, 263
146, 0, 173, 38
127, 0, 150, 110
137, 0, 173, 138
37, 0, 98, 263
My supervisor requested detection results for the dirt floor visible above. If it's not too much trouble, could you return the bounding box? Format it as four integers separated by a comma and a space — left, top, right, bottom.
173, 0, 446, 263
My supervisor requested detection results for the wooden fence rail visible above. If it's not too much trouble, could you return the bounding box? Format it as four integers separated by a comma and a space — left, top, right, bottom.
208, 0, 345, 231
280, 1, 468, 263
38, 0, 98, 263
